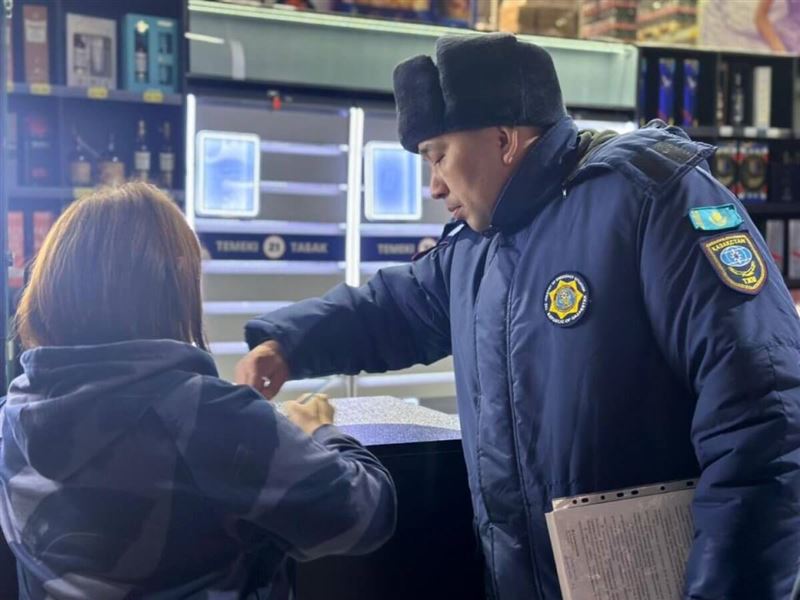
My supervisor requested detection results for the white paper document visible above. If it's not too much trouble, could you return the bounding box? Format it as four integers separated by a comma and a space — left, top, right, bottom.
545, 480, 696, 600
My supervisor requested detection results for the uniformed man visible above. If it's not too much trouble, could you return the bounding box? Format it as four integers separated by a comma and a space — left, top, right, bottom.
236, 33, 800, 599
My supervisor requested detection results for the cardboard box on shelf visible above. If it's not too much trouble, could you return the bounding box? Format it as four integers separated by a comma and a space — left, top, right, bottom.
66, 14, 117, 88
7, 111, 18, 188
752, 65, 772, 129
771, 150, 797, 204
334, 0, 434, 22
716, 61, 729, 126
33, 211, 57, 255
682, 58, 699, 128
712, 141, 739, 196
20, 112, 56, 186
433, 0, 474, 27
636, 0, 697, 44
789, 220, 800, 279
499, 0, 578, 37
4, 18, 13, 83
7, 212, 24, 289
23, 4, 49, 84
580, 0, 637, 40
738, 142, 769, 203
787, 219, 800, 279
657, 58, 676, 125
123, 15, 180, 93
766, 219, 785, 273
728, 65, 749, 127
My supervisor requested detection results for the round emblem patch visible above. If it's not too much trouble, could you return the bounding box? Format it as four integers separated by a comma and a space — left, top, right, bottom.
719, 245, 753, 268
544, 273, 590, 327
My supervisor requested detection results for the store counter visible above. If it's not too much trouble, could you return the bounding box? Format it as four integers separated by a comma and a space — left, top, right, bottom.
294, 397, 484, 600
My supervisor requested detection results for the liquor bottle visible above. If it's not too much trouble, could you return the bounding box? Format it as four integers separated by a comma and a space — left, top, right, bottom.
158, 31, 173, 86
133, 119, 151, 182
68, 128, 92, 186
731, 71, 745, 126
99, 132, 125, 186
21, 113, 55, 186
73, 33, 89, 84
134, 20, 149, 84
159, 121, 175, 189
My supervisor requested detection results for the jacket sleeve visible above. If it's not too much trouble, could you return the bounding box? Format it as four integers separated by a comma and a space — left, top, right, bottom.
244, 242, 454, 379
180, 377, 397, 561
638, 167, 800, 599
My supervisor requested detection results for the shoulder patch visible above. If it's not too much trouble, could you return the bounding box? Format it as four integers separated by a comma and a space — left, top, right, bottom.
688, 204, 743, 232
700, 231, 767, 295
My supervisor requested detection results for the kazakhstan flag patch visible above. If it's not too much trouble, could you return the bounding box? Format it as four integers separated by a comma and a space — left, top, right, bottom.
688, 204, 743, 232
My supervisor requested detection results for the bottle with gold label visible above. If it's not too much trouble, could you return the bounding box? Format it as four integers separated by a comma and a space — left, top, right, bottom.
99, 132, 125, 186
133, 119, 151, 182
68, 129, 92, 186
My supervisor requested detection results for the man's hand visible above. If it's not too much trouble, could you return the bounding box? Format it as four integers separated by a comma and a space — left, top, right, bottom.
285, 394, 335, 436
234, 340, 290, 399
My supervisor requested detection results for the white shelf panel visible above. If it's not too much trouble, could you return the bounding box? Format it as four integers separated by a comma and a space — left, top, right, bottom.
203, 301, 292, 315
360, 223, 443, 237
260, 181, 347, 196
195, 218, 345, 235
260, 140, 349, 156
202, 260, 346, 275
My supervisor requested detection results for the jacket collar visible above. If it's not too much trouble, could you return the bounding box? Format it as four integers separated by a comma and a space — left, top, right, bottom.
487, 117, 579, 234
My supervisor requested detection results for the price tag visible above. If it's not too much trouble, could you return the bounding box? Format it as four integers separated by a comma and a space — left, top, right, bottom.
72, 187, 94, 200
30, 83, 52, 96
143, 89, 164, 104
87, 86, 109, 100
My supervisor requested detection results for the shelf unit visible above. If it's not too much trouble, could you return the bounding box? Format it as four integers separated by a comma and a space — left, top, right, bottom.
2, 0, 189, 389
638, 45, 800, 288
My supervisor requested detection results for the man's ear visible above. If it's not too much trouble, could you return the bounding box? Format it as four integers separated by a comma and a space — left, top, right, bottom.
498, 126, 520, 166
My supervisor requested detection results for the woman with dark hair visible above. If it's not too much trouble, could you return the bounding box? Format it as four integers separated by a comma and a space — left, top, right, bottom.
0, 182, 396, 599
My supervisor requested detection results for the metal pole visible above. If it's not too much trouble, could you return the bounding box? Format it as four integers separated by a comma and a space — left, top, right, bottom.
344, 106, 364, 398
0, 0, 12, 392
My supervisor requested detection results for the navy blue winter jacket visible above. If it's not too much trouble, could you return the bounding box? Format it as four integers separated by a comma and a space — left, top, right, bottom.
247, 118, 800, 599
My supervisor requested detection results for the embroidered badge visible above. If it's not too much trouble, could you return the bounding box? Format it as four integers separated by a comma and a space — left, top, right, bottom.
544, 273, 590, 326
688, 204, 743, 232
700, 232, 767, 295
